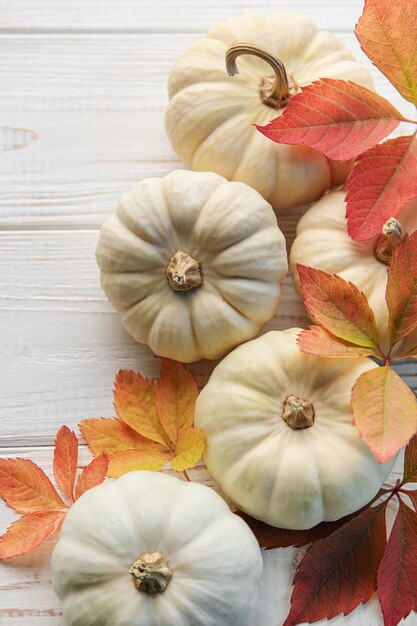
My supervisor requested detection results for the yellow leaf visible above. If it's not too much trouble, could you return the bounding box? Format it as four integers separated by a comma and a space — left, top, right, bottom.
171, 428, 206, 472
107, 448, 170, 478
352, 365, 417, 463
79, 418, 150, 454
155, 359, 199, 445
114, 370, 168, 446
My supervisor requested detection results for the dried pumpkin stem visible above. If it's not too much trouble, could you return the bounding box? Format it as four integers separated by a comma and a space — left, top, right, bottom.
282, 395, 315, 430
129, 552, 173, 594
166, 250, 203, 292
374, 218, 404, 266
225, 43, 291, 108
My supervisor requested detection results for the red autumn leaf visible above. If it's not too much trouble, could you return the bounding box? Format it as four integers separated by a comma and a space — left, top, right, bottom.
155, 359, 198, 445
386, 232, 417, 347
283, 501, 388, 626
0, 458, 66, 513
297, 264, 380, 349
352, 365, 417, 463
235, 499, 384, 549
257, 79, 404, 161
377, 499, 417, 626
298, 326, 378, 358
356, 0, 417, 104
53, 426, 78, 502
114, 370, 168, 446
0, 511, 66, 559
346, 135, 417, 240
74, 454, 109, 501
403, 434, 417, 484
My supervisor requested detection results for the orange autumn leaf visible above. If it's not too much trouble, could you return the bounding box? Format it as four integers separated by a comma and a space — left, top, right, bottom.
356, 0, 417, 104
0, 511, 66, 559
79, 417, 150, 455
74, 454, 109, 500
298, 326, 378, 358
386, 232, 417, 347
155, 359, 199, 445
82, 364, 205, 477
297, 264, 380, 350
107, 448, 170, 478
171, 428, 206, 472
53, 426, 78, 502
114, 370, 168, 446
0, 458, 66, 513
257, 79, 404, 161
352, 366, 417, 463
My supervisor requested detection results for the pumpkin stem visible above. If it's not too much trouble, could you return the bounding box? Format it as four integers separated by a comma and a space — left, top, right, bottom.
282, 395, 315, 430
374, 218, 404, 266
129, 552, 173, 594
225, 43, 291, 109
166, 250, 203, 292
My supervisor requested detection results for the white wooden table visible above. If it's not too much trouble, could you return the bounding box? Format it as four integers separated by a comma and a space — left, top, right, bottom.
0, 1, 416, 624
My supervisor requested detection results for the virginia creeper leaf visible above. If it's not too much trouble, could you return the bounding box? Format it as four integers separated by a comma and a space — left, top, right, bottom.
74, 454, 109, 501
155, 359, 198, 445
283, 502, 388, 626
297, 264, 380, 349
113, 370, 168, 446
53, 426, 78, 501
356, 0, 417, 104
346, 135, 417, 240
0, 511, 66, 559
386, 232, 417, 346
377, 499, 417, 626
352, 365, 417, 463
257, 79, 404, 161
403, 434, 417, 484
235, 498, 384, 549
107, 448, 170, 478
298, 326, 378, 358
171, 428, 205, 472
79, 417, 150, 455
0, 458, 66, 513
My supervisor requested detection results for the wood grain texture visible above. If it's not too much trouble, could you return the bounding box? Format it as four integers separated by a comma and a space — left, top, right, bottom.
0, 33, 415, 228
2, 0, 364, 33
0, 226, 310, 444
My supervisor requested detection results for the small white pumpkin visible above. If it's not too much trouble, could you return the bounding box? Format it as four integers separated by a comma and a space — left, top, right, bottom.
194, 328, 395, 530
290, 190, 417, 353
165, 12, 374, 210
52, 471, 263, 626
96, 169, 287, 363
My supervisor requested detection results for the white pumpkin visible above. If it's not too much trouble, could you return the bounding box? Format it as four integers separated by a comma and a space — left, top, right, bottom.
194, 328, 395, 530
290, 190, 417, 353
96, 169, 287, 363
165, 12, 374, 210
52, 471, 263, 626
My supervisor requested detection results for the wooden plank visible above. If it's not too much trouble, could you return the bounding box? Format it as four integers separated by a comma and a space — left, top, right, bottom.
0, 227, 310, 444
0, 444, 408, 626
0, 33, 415, 228
2, 0, 364, 33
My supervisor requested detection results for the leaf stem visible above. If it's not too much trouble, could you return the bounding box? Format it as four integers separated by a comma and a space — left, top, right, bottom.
182, 470, 191, 482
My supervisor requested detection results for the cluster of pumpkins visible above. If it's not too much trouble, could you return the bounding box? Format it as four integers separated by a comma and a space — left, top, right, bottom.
52, 12, 410, 626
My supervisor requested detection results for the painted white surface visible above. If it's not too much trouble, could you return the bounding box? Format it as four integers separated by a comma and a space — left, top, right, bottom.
0, 0, 416, 624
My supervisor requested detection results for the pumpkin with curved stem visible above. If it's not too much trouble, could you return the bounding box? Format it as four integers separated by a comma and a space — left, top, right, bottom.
165, 12, 374, 210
